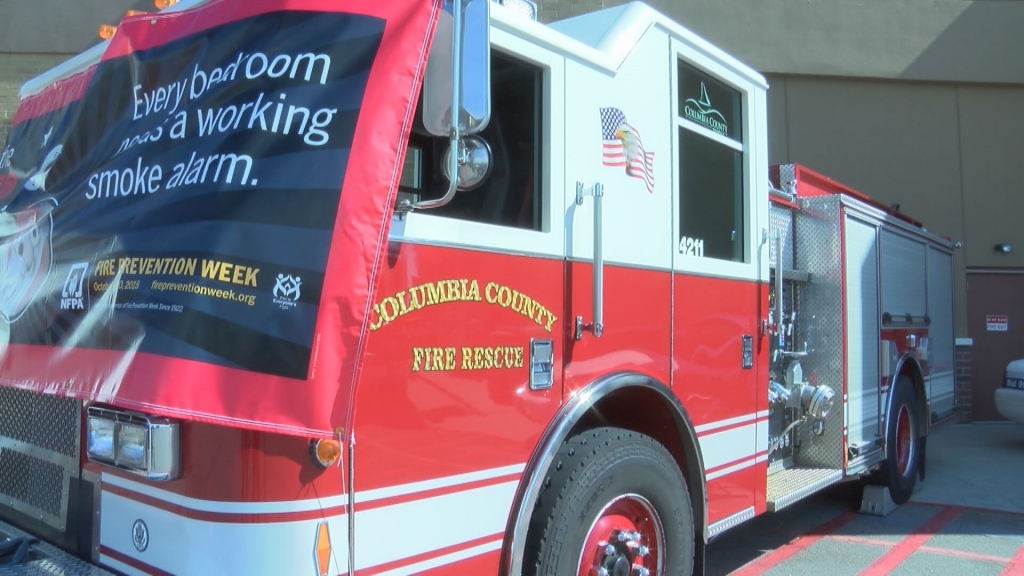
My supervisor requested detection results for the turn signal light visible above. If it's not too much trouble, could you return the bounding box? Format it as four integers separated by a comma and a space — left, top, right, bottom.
310, 438, 341, 468
154, 0, 179, 9
98, 24, 117, 40
125, 9, 146, 17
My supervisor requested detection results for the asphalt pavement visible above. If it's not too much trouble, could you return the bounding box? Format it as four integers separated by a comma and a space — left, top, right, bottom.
707, 422, 1024, 575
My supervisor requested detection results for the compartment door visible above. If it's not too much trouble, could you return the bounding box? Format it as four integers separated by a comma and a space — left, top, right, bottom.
844, 214, 881, 454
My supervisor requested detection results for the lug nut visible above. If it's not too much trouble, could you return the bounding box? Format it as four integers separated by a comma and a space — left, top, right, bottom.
637, 545, 650, 557
618, 530, 641, 543
604, 544, 616, 555
633, 567, 650, 576
597, 568, 610, 576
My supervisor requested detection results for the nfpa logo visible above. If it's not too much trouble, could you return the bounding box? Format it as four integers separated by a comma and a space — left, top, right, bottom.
272, 273, 301, 310
60, 262, 89, 310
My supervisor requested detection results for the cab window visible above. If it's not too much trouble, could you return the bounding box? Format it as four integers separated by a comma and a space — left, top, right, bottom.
676, 59, 746, 263
398, 51, 544, 231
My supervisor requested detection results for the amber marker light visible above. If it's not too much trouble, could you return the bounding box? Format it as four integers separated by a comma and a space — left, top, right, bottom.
309, 438, 341, 468
98, 24, 117, 40
154, 0, 179, 9
314, 521, 332, 576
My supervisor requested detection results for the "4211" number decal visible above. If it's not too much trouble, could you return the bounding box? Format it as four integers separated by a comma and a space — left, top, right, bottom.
678, 236, 705, 257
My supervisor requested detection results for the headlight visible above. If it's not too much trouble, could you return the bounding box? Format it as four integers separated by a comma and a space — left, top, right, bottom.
86, 406, 180, 481
115, 422, 149, 469
86, 417, 115, 460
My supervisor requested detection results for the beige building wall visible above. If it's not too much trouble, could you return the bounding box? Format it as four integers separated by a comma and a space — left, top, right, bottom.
542, 0, 1024, 84
762, 75, 1024, 338
539, 0, 1024, 342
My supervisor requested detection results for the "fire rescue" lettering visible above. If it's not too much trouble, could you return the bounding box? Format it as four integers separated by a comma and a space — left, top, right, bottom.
369, 279, 557, 332
411, 346, 525, 372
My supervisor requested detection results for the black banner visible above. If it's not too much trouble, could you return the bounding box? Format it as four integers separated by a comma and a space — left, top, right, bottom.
0, 10, 385, 379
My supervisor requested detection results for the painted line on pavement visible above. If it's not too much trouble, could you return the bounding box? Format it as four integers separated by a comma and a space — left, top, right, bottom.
857, 505, 963, 576
907, 501, 1024, 519
1000, 542, 1024, 576
830, 535, 1012, 565
729, 511, 859, 576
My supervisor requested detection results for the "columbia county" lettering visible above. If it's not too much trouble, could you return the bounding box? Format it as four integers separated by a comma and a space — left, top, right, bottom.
684, 105, 728, 135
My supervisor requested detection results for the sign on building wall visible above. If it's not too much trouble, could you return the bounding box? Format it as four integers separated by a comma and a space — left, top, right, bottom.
986, 314, 1009, 331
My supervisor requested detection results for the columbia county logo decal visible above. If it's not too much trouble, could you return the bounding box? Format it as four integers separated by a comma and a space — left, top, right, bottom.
132, 519, 149, 552
683, 82, 728, 136
272, 273, 301, 310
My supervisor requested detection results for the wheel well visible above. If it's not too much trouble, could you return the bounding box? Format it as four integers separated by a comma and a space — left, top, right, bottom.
572, 385, 707, 542
886, 357, 929, 482
896, 358, 929, 436
500, 374, 708, 576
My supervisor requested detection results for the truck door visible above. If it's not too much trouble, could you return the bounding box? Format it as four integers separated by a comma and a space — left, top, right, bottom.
353, 36, 568, 569
669, 46, 769, 526
844, 213, 882, 457
561, 19, 675, 398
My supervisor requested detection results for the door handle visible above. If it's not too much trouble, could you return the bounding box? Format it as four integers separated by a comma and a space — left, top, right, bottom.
574, 181, 604, 340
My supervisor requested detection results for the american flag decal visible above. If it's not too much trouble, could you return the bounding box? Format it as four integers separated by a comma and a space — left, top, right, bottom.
600, 107, 655, 193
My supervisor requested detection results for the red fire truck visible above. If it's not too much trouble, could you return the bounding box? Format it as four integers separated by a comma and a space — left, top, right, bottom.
0, 0, 955, 574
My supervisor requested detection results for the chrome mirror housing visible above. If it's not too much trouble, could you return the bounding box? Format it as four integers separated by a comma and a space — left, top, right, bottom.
441, 135, 492, 191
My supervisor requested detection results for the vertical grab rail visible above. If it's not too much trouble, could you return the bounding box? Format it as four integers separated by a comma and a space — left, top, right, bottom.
775, 229, 784, 339
575, 181, 604, 340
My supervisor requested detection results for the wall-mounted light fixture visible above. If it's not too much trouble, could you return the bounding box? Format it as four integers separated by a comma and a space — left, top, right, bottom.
994, 243, 1012, 253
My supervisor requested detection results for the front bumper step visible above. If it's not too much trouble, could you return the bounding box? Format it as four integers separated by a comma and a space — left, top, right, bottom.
0, 519, 112, 575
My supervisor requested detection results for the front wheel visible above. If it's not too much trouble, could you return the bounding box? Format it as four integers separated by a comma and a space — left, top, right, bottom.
527, 426, 694, 576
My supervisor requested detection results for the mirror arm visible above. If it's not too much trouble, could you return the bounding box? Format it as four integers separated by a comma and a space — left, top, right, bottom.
401, 0, 463, 213
403, 131, 460, 212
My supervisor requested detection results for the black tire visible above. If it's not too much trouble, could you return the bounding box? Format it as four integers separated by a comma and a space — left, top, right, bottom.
882, 376, 922, 505
526, 426, 694, 576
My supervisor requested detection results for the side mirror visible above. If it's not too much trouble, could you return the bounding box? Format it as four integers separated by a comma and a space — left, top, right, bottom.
422, 0, 491, 137
398, 0, 491, 213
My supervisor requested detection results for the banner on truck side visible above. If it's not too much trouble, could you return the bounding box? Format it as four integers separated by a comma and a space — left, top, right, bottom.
0, 0, 440, 437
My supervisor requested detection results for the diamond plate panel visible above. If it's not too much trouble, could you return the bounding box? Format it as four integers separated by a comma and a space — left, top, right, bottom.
0, 388, 80, 532
791, 195, 845, 469
707, 506, 755, 538
769, 203, 795, 271
766, 468, 843, 512
0, 387, 80, 459
0, 518, 113, 575
0, 448, 70, 530
779, 164, 797, 195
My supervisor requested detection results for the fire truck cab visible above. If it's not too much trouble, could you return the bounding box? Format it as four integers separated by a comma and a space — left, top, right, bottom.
383, 1, 954, 572
0, 0, 955, 574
